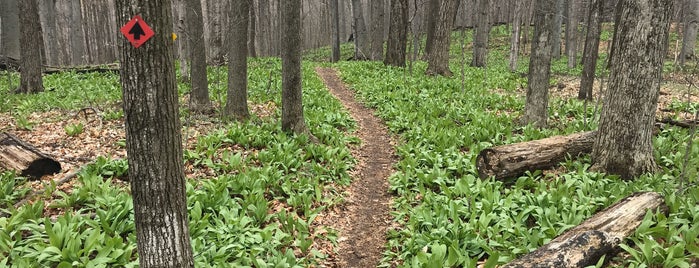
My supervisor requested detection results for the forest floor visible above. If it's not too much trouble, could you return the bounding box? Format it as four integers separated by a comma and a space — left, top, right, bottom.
314, 67, 396, 268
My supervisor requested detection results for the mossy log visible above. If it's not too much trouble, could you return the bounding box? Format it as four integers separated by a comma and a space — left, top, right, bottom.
476, 131, 596, 180
0, 132, 61, 179
503, 192, 666, 268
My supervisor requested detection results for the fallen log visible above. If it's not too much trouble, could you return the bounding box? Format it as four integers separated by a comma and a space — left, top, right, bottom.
658, 117, 698, 129
0, 132, 61, 179
503, 192, 666, 268
476, 131, 596, 180
43, 63, 120, 74
0, 55, 20, 71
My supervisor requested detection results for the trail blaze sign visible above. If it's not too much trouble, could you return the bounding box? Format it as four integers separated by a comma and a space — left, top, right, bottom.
120, 15, 154, 48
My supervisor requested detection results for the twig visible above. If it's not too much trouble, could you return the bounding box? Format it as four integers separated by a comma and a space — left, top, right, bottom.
13, 168, 83, 209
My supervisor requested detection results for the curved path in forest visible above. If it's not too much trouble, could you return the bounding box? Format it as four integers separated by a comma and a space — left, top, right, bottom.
315, 67, 396, 268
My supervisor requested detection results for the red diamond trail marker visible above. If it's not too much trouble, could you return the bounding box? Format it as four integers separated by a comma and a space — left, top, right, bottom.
120, 15, 154, 48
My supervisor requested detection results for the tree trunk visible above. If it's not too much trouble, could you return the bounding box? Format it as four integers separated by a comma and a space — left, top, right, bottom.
351, 0, 371, 60
174, 0, 189, 82
248, 0, 257, 58
186, 0, 212, 112
204, 0, 227, 65
281, 0, 309, 134
258, 0, 272, 56
521, 0, 534, 50
680, 0, 699, 66
224, 0, 250, 120
551, 0, 564, 59
523, 0, 555, 128
0, 132, 61, 179
426, 0, 460, 76
17, 0, 45, 94
384, 0, 409, 67
0, 0, 20, 59
115, 0, 195, 266
508, 0, 523, 71
38, 0, 57, 66
477, 131, 595, 180
503, 192, 666, 268
331, 0, 341, 62
592, 0, 672, 180
565, 0, 580, 68
471, 0, 490, 67
370, 0, 385, 60
423, 0, 439, 59
579, 0, 603, 100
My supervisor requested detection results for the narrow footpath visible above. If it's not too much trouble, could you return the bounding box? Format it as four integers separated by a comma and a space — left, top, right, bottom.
315, 67, 396, 268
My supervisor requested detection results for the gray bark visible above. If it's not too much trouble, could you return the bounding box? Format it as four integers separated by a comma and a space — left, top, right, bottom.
566, 0, 580, 68
281, 0, 309, 134
115, 0, 195, 266
472, 0, 490, 67
424, 0, 439, 58
579, 0, 603, 100
426, 0, 460, 76
508, 0, 523, 71
248, 0, 256, 57
203, 0, 227, 65
38, 0, 57, 65
523, 0, 555, 128
371, 0, 385, 60
224, 0, 250, 120
551, 0, 564, 59
0, 0, 20, 59
591, 0, 672, 180
680, 0, 699, 65
174, 0, 189, 82
384, 0, 409, 67
351, 0, 371, 60
331, 0, 341, 62
258, 0, 272, 56
18, 0, 45, 94
186, 0, 211, 111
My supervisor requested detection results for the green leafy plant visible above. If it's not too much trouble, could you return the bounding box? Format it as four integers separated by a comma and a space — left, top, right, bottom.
64, 123, 84, 137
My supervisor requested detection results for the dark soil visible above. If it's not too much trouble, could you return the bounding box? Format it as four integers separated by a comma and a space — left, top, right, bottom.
315, 67, 396, 268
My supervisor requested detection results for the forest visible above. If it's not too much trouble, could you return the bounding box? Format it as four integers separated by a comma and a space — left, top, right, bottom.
0, 0, 698, 267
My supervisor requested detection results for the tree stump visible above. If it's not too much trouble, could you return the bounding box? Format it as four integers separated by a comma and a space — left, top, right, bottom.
503, 192, 666, 267
0, 132, 61, 179
476, 131, 596, 180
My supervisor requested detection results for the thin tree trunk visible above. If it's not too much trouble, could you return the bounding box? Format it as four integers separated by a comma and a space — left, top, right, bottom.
115, 0, 195, 266
175, 0, 189, 82
331, 0, 341, 62
38, 0, 56, 65
70, 0, 85, 65
186, 0, 211, 112
523, 0, 556, 128
224, 0, 250, 120
551, 0, 564, 59
281, 0, 309, 134
680, 0, 699, 65
384, 0, 409, 67
423, 0, 439, 59
0, 0, 20, 59
351, 0, 371, 60
591, 0, 672, 180
248, 0, 257, 57
509, 0, 523, 71
472, 0, 490, 67
371, 0, 385, 60
258, 0, 272, 56
426, 0, 460, 76
566, 0, 580, 68
17, 0, 44, 94
579, 0, 603, 100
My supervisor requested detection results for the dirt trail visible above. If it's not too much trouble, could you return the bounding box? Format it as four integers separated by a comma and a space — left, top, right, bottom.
315, 67, 396, 268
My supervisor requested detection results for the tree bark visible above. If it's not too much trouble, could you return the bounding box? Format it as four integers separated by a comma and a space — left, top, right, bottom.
17, 0, 45, 94
115, 0, 194, 266
477, 131, 595, 180
247, 0, 257, 58
204, 0, 227, 65
331, 0, 341, 62
523, 0, 555, 128
423, 0, 439, 59
579, 0, 603, 100
281, 0, 309, 134
351, 0, 371, 60
0, 0, 20, 59
508, 0, 523, 71
680, 0, 699, 66
565, 0, 580, 68
224, 0, 250, 120
503, 192, 666, 268
471, 0, 490, 67
384, 0, 409, 67
0, 132, 61, 179
174, 0, 189, 82
426, 0, 460, 76
186, 0, 212, 112
370, 0, 385, 60
258, 0, 272, 56
591, 0, 672, 180
551, 0, 564, 59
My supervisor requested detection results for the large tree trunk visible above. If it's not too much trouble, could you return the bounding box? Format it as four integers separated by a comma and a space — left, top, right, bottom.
551, 0, 564, 59
370, 0, 385, 60
680, 0, 699, 66
186, 0, 212, 112
115, 0, 194, 266
423, 0, 439, 59
224, 0, 250, 120
204, 0, 227, 65
591, 0, 672, 180
508, 0, 523, 71
80, 1, 119, 65
258, 0, 272, 56
38, 0, 58, 66
477, 131, 595, 180
523, 0, 555, 128
351, 0, 370, 60
0, 132, 61, 179
384, 0, 409, 67
331, 0, 341, 62
0, 0, 20, 59
426, 0, 460, 76
471, 0, 490, 67
579, 0, 603, 100
565, 0, 580, 68
503, 192, 666, 268
17, 0, 45, 94
281, 0, 309, 134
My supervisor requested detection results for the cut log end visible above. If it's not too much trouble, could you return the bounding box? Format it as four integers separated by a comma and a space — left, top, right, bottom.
0, 132, 61, 179
22, 158, 62, 178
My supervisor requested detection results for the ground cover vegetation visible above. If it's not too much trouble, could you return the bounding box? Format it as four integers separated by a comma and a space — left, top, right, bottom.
0, 25, 697, 267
